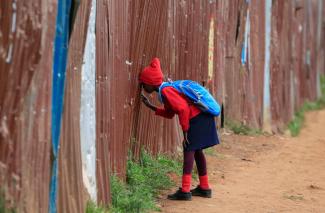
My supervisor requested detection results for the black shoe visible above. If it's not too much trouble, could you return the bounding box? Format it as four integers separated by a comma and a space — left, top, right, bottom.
190, 186, 212, 198
167, 188, 192, 201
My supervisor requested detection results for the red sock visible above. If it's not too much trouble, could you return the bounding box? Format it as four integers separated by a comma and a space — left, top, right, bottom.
199, 175, 210, 189
181, 174, 191, 192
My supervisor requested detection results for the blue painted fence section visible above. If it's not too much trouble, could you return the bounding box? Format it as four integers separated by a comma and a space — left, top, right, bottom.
49, 0, 71, 212
241, 10, 250, 65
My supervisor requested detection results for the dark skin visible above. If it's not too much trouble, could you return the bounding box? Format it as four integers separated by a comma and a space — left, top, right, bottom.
140, 83, 190, 147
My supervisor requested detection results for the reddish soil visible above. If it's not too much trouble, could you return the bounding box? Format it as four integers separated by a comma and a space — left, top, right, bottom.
158, 110, 325, 213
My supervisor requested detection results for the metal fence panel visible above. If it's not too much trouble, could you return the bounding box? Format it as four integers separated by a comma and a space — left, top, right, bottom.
57, 0, 91, 212
0, 0, 324, 211
0, 0, 56, 211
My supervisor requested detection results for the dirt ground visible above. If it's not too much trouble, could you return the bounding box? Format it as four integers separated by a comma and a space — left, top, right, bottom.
158, 109, 325, 213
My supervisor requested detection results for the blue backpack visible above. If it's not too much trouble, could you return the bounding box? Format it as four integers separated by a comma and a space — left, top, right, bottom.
158, 80, 221, 116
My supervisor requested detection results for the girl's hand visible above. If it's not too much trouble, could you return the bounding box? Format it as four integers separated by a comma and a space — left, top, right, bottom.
183, 131, 190, 148
141, 93, 157, 111
141, 93, 151, 106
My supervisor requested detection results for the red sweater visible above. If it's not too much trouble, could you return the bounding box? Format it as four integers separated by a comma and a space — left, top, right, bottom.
155, 87, 201, 131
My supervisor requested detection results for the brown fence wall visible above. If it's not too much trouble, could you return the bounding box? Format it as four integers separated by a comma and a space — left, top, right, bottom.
0, 0, 56, 212
0, 0, 324, 212
270, 0, 323, 131
58, 0, 91, 212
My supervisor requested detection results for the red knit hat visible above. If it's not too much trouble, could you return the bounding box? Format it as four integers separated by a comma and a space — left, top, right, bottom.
139, 57, 163, 86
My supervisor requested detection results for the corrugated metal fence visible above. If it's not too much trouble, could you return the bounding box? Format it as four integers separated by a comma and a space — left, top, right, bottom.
0, 0, 324, 212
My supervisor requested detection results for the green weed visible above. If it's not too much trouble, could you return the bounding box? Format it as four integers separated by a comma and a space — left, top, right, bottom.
203, 147, 225, 159
226, 120, 263, 136
288, 75, 325, 136
109, 150, 182, 213
204, 147, 215, 156
0, 190, 16, 213
86, 201, 109, 213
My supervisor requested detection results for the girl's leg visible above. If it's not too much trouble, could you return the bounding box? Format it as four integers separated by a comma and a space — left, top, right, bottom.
167, 151, 194, 200
194, 149, 207, 176
182, 151, 195, 192
194, 150, 210, 189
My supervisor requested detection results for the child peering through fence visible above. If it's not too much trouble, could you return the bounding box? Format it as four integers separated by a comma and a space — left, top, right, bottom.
139, 57, 221, 201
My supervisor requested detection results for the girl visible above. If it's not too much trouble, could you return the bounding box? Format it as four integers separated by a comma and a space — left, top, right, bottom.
139, 57, 219, 201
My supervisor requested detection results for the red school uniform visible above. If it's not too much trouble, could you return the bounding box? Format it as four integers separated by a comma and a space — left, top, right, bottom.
155, 86, 201, 131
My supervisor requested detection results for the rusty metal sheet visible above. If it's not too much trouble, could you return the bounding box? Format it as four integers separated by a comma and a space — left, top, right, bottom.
213, 0, 249, 124
96, 0, 132, 205
95, 0, 325, 203
246, 0, 266, 128
128, 0, 179, 160
320, 0, 325, 77
57, 0, 91, 212
322, 1, 325, 76
0, 0, 56, 212
269, 0, 323, 132
129, 0, 217, 155
269, 0, 294, 131
316, 0, 324, 97
291, 0, 306, 112
95, 0, 111, 205
1, 0, 325, 211
94, 0, 217, 203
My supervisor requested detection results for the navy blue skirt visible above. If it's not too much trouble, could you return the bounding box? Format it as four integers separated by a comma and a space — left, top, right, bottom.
184, 113, 220, 151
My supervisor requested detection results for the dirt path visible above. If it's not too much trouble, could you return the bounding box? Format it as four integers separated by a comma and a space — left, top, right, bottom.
159, 110, 325, 213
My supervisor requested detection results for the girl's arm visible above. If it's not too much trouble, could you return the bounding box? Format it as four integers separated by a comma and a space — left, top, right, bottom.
141, 94, 175, 118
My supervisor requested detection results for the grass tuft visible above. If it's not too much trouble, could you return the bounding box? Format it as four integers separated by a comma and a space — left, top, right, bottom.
226, 120, 263, 136
0, 190, 16, 213
87, 150, 182, 213
288, 75, 325, 136
203, 147, 225, 159
86, 201, 109, 213
109, 150, 182, 213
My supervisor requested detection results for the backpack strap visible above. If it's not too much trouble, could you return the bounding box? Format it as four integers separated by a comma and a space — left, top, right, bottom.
158, 81, 173, 103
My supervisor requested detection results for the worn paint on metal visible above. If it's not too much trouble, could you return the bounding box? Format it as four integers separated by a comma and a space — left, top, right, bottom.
241, 10, 250, 65
5, 0, 16, 63
263, 0, 272, 132
57, 0, 91, 212
50, 0, 71, 212
80, 0, 97, 202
